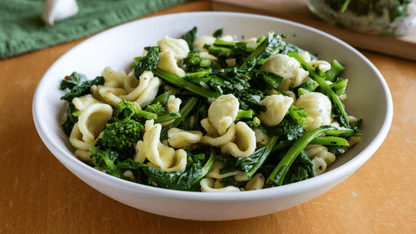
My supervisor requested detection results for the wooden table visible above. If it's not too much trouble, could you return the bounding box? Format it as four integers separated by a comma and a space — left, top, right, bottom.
1, 1, 415, 233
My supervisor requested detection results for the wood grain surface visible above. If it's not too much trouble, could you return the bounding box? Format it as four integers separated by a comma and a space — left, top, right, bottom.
1, 1, 415, 233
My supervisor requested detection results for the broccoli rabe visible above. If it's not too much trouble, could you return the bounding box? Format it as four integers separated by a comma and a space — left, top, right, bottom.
95, 118, 144, 160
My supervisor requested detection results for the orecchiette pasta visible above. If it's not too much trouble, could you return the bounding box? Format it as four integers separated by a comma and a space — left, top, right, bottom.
119, 70, 153, 101
69, 123, 96, 151
72, 94, 101, 113
167, 128, 203, 148
221, 121, 256, 158
101, 66, 127, 88
157, 36, 190, 60
137, 120, 187, 172
206, 161, 249, 181
200, 122, 236, 147
77, 103, 113, 143
295, 92, 333, 131
200, 178, 240, 193
260, 54, 309, 91
158, 50, 186, 77
245, 173, 265, 190
134, 76, 161, 108
258, 94, 293, 127
207, 94, 239, 135
162, 95, 182, 127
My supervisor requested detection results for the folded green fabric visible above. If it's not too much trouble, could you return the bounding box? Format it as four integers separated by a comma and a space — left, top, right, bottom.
0, 0, 193, 59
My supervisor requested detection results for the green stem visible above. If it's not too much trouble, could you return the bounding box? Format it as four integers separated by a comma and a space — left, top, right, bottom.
153, 68, 221, 99
191, 148, 216, 186
236, 109, 254, 119
246, 135, 279, 178
160, 97, 199, 140
266, 126, 339, 186
154, 112, 181, 123
309, 136, 349, 146
288, 52, 349, 127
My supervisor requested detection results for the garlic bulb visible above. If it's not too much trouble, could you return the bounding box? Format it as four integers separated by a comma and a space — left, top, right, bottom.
41, 0, 79, 26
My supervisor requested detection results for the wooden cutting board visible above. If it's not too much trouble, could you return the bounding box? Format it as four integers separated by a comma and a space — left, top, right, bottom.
212, 0, 416, 61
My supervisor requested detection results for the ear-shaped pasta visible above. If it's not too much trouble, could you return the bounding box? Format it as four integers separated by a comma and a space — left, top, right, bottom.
134, 140, 146, 163
199, 51, 218, 62
72, 94, 101, 113
77, 103, 113, 143
161, 95, 182, 127
135, 77, 161, 108
194, 35, 216, 52
119, 71, 153, 101
123, 72, 140, 93
158, 50, 185, 77
254, 128, 270, 145
308, 60, 331, 72
74, 149, 93, 164
221, 122, 256, 158
305, 144, 336, 166
260, 54, 309, 91
157, 35, 190, 60
258, 94, 293, 127
299, 51, 311, 62
200, 118, 217, 136
140, 120, 188, 172
200, 123, 236, 147
168, 128, 203, 148
295, 92, 333, 131
97, 86, 127, 107
312, 157, 327, 176
200, 178, 240, 192
147, 149, 187, 173
208, 94, 239, 135
245, 173, 265, 190
69, 123, 96, 150
206, 161, 249, 181
101, 66, 127, 88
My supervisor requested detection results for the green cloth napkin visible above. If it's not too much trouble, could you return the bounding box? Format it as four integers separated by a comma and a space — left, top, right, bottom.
0, 0, 193, 59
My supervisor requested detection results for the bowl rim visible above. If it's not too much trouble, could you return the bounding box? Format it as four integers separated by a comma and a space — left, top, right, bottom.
32, 11, 393, 203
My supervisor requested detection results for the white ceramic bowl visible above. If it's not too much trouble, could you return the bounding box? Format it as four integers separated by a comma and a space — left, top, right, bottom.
33, 12, 393, 220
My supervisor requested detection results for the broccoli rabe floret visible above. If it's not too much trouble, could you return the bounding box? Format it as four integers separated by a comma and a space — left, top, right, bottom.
95, 118, 144, 160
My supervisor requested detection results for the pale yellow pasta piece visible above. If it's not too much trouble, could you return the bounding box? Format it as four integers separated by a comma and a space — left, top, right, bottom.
221, 122, 256, 158
74, 149, 93, 163
200, 123, 235, 147
245, 173, 265, 190
200, 118, 217, 136
120, 71, 153, 101
158, 50, 185, 77
199, 51, 218, 62
258, 94, 293, 127
254, 128, 270, 145
312, 157, 327, 176
260, 54, 309, 91
206, 161, 249, 181
305, 144, 336, 165
308, 60, 331, 72
168, 128, 203, 148
299, 51, 312, 62
77, 103, 113, 143
161, 95, 182, 127
134, 140, 145, 163
69, 123, 95, 150
158, 36, 190, 60
97, 86, 128, 107
123, 170, 137, 182
194, 35, 216, 52
135, 77, 161, 108
123, 72, 140, 93
147, 149, 187, 173
283, 90, 296, 103
138, 120, 188, 172
208, 94, 239, 135
200, 178, 240, 193
101, 66, 126, 88
295, 92, 333, 131
141, 120, 174, 169
72, 94, 101, 113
